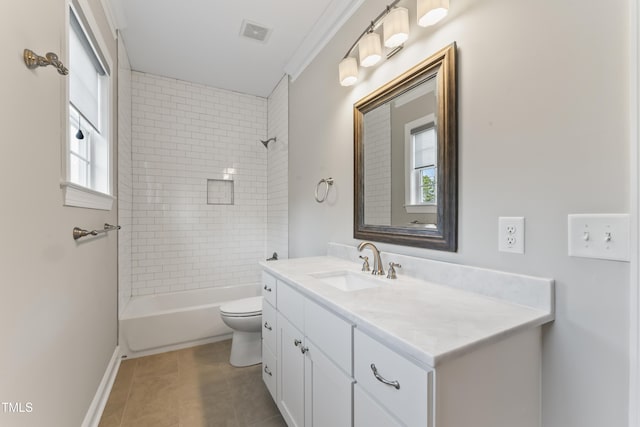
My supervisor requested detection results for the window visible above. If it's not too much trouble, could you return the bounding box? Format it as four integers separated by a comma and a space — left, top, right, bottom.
411, 125, 437, 204
404, 115, 437, 213
62, 3, 113, 209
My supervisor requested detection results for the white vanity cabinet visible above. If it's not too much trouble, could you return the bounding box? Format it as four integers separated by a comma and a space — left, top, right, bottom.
354, 329, 432, 427
261, 272, 278, 400
353, 327, 542, 427
262, 253, 552, 427
275, 279, 354, 427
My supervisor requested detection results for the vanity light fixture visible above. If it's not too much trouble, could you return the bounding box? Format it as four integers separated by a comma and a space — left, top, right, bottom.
339, 57, 359, 86
417, 0, 449, 27
338, 0, 450, 86
359, 31, 382, 67
383, 7, 410, 48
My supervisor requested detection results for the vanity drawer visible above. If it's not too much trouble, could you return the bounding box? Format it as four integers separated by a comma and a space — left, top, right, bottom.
354, 384, 402, 427
262, 342, 277, 400
277, 281, 304, 329
354, 329, 432, 427
262, 299, 276, 354
305, 298, 353, 375
262, 272, 277, 307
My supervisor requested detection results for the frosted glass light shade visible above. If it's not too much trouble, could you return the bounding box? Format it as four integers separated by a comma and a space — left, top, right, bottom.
359, 32, 382, 67
383, 7, 410, 48
417, 0, 449, 27
339, 57, 358, 86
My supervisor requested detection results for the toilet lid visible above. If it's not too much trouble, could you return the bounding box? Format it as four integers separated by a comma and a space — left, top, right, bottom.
220, 296, 262, 317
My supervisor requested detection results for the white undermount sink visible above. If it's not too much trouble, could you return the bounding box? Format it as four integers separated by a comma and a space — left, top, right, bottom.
310, 270, 383, 292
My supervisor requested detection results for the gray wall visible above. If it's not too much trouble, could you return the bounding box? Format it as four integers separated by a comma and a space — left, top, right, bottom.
289, 0, 630, 426
0, 0, 118, 426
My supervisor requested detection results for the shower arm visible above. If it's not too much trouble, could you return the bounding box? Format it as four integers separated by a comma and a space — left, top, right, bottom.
260, 137, 277, 149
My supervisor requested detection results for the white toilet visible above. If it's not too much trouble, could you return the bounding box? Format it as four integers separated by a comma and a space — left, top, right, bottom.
219, 296, 263, 367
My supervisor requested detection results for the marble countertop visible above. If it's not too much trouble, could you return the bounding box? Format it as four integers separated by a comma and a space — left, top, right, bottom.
260, 255, 554, 368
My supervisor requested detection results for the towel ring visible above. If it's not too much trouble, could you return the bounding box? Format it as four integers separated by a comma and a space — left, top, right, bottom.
315, 177, 334, 203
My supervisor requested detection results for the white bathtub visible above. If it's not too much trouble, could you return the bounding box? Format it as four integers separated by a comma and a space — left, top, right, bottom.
119, 284, 260, 358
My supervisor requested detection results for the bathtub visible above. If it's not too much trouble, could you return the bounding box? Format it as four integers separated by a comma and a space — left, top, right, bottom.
119, 284, 260, 358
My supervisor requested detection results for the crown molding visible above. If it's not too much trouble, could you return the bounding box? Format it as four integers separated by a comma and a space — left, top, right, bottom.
284, 0, 365, 82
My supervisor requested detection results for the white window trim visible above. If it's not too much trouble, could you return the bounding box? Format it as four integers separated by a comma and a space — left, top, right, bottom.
61, 181, 115, 210
404, 114, 437, 214
62, 0, 115, 210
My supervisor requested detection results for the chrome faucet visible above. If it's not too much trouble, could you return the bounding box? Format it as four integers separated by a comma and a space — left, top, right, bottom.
357, 242, 384, 276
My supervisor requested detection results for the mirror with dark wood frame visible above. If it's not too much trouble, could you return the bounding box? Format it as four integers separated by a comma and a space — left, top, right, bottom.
354, 43, 457, 251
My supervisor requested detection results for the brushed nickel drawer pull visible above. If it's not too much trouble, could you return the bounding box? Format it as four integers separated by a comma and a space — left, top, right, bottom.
264, 365, 273, 376
294, 339, 302, 347
301, 346, 309, 354
370, 363, 400, 390
263, 285, 272, 292
264, 322, 272, 331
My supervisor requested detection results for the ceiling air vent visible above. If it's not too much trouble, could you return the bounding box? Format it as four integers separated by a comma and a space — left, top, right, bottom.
240, 20, 272, 43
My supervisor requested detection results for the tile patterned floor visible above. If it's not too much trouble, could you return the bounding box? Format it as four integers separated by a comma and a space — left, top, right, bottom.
98, 340, 286, 427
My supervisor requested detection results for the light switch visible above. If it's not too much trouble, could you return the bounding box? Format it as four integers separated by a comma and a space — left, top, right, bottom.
568, 214, 630, 262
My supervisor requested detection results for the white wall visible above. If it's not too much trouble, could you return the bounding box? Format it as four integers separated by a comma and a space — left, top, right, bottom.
131, 72, 268, 295
118, 35, 132, 314
267, 76, 290, 259
0, 0, 118, 426
288, 0, 630, 426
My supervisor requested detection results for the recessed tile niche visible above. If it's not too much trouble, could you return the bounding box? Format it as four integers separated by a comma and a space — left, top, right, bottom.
207, 179, 234, 205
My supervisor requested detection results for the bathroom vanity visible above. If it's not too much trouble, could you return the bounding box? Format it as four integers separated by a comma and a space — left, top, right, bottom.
260, 244, 554, 427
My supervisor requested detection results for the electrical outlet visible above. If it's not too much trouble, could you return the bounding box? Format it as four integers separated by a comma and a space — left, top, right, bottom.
499, 217, 525, 254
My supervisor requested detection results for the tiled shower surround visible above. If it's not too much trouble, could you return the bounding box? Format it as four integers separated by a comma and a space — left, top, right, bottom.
131, 72, 268, 296
267, 77, 289, 260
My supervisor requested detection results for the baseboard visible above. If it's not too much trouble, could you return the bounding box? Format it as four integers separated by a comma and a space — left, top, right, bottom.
81, 346, 121, 427
121, 334, 232, 359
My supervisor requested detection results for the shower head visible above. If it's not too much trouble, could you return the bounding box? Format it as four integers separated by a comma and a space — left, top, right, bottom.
260, 137, 276, 149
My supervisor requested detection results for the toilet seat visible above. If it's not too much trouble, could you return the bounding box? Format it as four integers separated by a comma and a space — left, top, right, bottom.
220, 296, 262, 317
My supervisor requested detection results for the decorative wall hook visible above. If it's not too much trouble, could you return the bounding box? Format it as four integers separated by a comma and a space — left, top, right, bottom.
23, 49, 68, 75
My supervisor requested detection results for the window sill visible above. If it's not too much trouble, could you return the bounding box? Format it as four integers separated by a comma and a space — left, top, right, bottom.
405, 204, 437, 214
61, 182, 114, 210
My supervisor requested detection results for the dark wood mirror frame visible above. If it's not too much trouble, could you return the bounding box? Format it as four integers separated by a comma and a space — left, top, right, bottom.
354, 43, 457, 251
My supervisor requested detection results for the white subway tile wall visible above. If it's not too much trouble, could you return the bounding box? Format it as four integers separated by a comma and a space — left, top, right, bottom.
267, 77, 289, 259
131, 72, 268, 296
117, 38, 133, 313
363, 104, 391, 225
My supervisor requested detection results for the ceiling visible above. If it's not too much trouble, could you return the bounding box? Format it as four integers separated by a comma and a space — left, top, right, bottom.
107, 0, 363, 98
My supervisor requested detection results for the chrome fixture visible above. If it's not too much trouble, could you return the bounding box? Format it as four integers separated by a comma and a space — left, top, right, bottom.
357, 241, 384, 276
73, 223, 120, 240
266, 252, 278, 261
24, 49, 68, 75
338, 0, 449, 86
315, 177, 334, 203
260, 137, 276, 149
370, 363, 400, 389
387, 262, 402, 279
359, 255, 370, 272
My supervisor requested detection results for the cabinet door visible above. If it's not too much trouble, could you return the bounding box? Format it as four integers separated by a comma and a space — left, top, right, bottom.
262, 341, 277, 401
262, 299, 277, 354
304, 339, 353, 427
354, 385, 402, 427
277, 313, 305, 427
